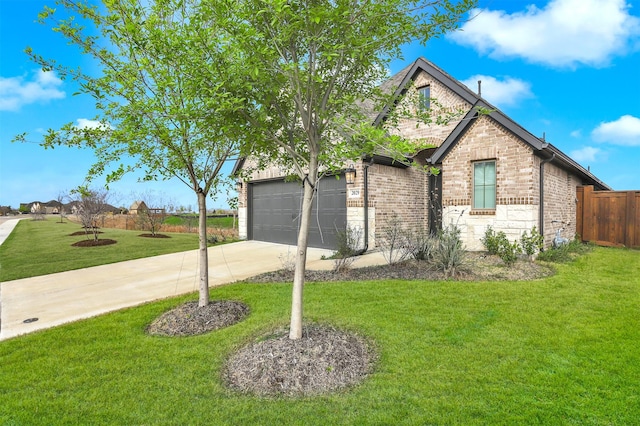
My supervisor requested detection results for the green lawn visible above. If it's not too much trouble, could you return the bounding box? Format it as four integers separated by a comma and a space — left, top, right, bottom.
0, 217, 199, 281
164, 214, 235, 228
1, 245, 639, 424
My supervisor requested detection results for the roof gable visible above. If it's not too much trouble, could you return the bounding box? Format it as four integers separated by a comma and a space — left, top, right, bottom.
376, 57, 609, 190
232, 57, 610, 190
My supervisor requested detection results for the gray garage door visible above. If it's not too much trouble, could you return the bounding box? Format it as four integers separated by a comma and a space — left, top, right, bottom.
249, 176, 347, 249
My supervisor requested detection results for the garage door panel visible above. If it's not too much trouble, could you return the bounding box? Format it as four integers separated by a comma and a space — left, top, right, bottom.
249, 177, 346, 249
251, 180, 300, 245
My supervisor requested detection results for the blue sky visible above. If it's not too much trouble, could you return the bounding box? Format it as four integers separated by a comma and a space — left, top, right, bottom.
1, 0, 640, 211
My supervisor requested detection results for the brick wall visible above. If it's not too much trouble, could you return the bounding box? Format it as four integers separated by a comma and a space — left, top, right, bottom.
357, 162, 428, 247
541, 160, 579, 246
386, 70, 472, 147
442, 115, 537, 205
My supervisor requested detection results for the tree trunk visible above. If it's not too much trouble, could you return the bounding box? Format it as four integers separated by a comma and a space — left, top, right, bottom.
197, 190, 210, 307
289, 177, 315, 340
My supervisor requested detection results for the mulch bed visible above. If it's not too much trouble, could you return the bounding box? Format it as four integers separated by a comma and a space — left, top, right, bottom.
146, 300, 250, 337
224, 324, 376, 397
71, 239, 117, 247
246, 251, 555, 283
69, 230, 103, 236
138, 233, 171, 238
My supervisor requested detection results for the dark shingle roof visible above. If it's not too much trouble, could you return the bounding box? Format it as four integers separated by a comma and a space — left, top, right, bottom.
232, 57, 610, 190
375, 57, 610, 190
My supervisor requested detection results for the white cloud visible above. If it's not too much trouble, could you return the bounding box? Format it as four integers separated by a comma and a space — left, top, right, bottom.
0, 70, 65, 111
76, 118, 105, 129
461, 74, 533, 107
592, 115, 640, 146
450, 0, 640, 67
570, 146, 603, 163
570, 129, 582, 138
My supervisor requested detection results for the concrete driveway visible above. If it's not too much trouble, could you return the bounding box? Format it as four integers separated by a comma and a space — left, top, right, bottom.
0, 240, 339, 340
1, 230, 387, 341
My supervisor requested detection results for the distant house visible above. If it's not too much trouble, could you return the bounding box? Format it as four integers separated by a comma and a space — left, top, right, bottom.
129, 201, 149, 215
30, 202, 43, 214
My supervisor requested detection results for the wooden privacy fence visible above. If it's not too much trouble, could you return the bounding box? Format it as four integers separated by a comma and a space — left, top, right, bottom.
576, 186, 640, 248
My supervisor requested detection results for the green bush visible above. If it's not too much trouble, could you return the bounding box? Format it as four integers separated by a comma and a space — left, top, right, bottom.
332, 225, 362, 272
537, 236, 592, 263
481, 226, 521, 265
520, 226, 544, 257
497, 239, 520, 265
480, 226, 503, 255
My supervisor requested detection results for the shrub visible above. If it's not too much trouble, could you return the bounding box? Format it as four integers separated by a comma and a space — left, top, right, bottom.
497, 239, 520, 266
332, 225, 362, 272
480, 226, 502, 255
433, 224, 466, 278
537, 236, 592, 263
407, 229, 438, 261
278, 251, 296, 272
481, 226, 521, 265
520, 226, 544, 258
379, 214, 412, 265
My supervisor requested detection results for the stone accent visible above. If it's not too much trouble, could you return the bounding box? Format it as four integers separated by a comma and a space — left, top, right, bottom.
443, 204, 538, 250
440, 115, 539, 249
346, 206, 376, 249
238, 207, 247, 240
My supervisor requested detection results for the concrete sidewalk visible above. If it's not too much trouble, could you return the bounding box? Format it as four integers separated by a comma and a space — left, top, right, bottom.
0, 216, 25, 246
1, 229, 386, 341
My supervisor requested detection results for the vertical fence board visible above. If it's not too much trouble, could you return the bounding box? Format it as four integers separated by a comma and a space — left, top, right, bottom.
576, 186, 584, 239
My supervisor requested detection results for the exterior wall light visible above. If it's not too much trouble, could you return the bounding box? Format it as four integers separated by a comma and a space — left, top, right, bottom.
344, 165, 356, 185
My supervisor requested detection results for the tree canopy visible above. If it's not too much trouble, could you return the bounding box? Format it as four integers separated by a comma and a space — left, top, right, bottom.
17, 0, 254, 306
204, 0, 476, 338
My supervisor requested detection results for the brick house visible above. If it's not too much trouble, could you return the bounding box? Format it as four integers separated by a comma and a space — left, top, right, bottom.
233, 57, 609, 250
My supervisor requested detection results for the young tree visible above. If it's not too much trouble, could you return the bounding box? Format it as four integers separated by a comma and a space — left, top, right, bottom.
16, 0, 250, 307
72, 187, 110, 242
134, 191, 172, 236
211, 0, 476, 338
227, 195, 238, 230
56, 191, 67, 223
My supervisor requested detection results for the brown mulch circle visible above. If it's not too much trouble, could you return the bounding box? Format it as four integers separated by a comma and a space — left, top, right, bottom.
69, 230, 104, 236
71, 239, 117, 247
138, 233, 171, 238
246, 251, 554, 283
224, 324, 376, 397
146, 300, 250, 337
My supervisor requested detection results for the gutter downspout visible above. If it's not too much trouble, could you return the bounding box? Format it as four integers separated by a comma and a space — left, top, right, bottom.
539, 152, 555, 247
354, 160, 373, 256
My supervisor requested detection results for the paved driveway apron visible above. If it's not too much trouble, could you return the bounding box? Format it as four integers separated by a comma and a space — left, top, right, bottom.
0, 240, 333, 340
